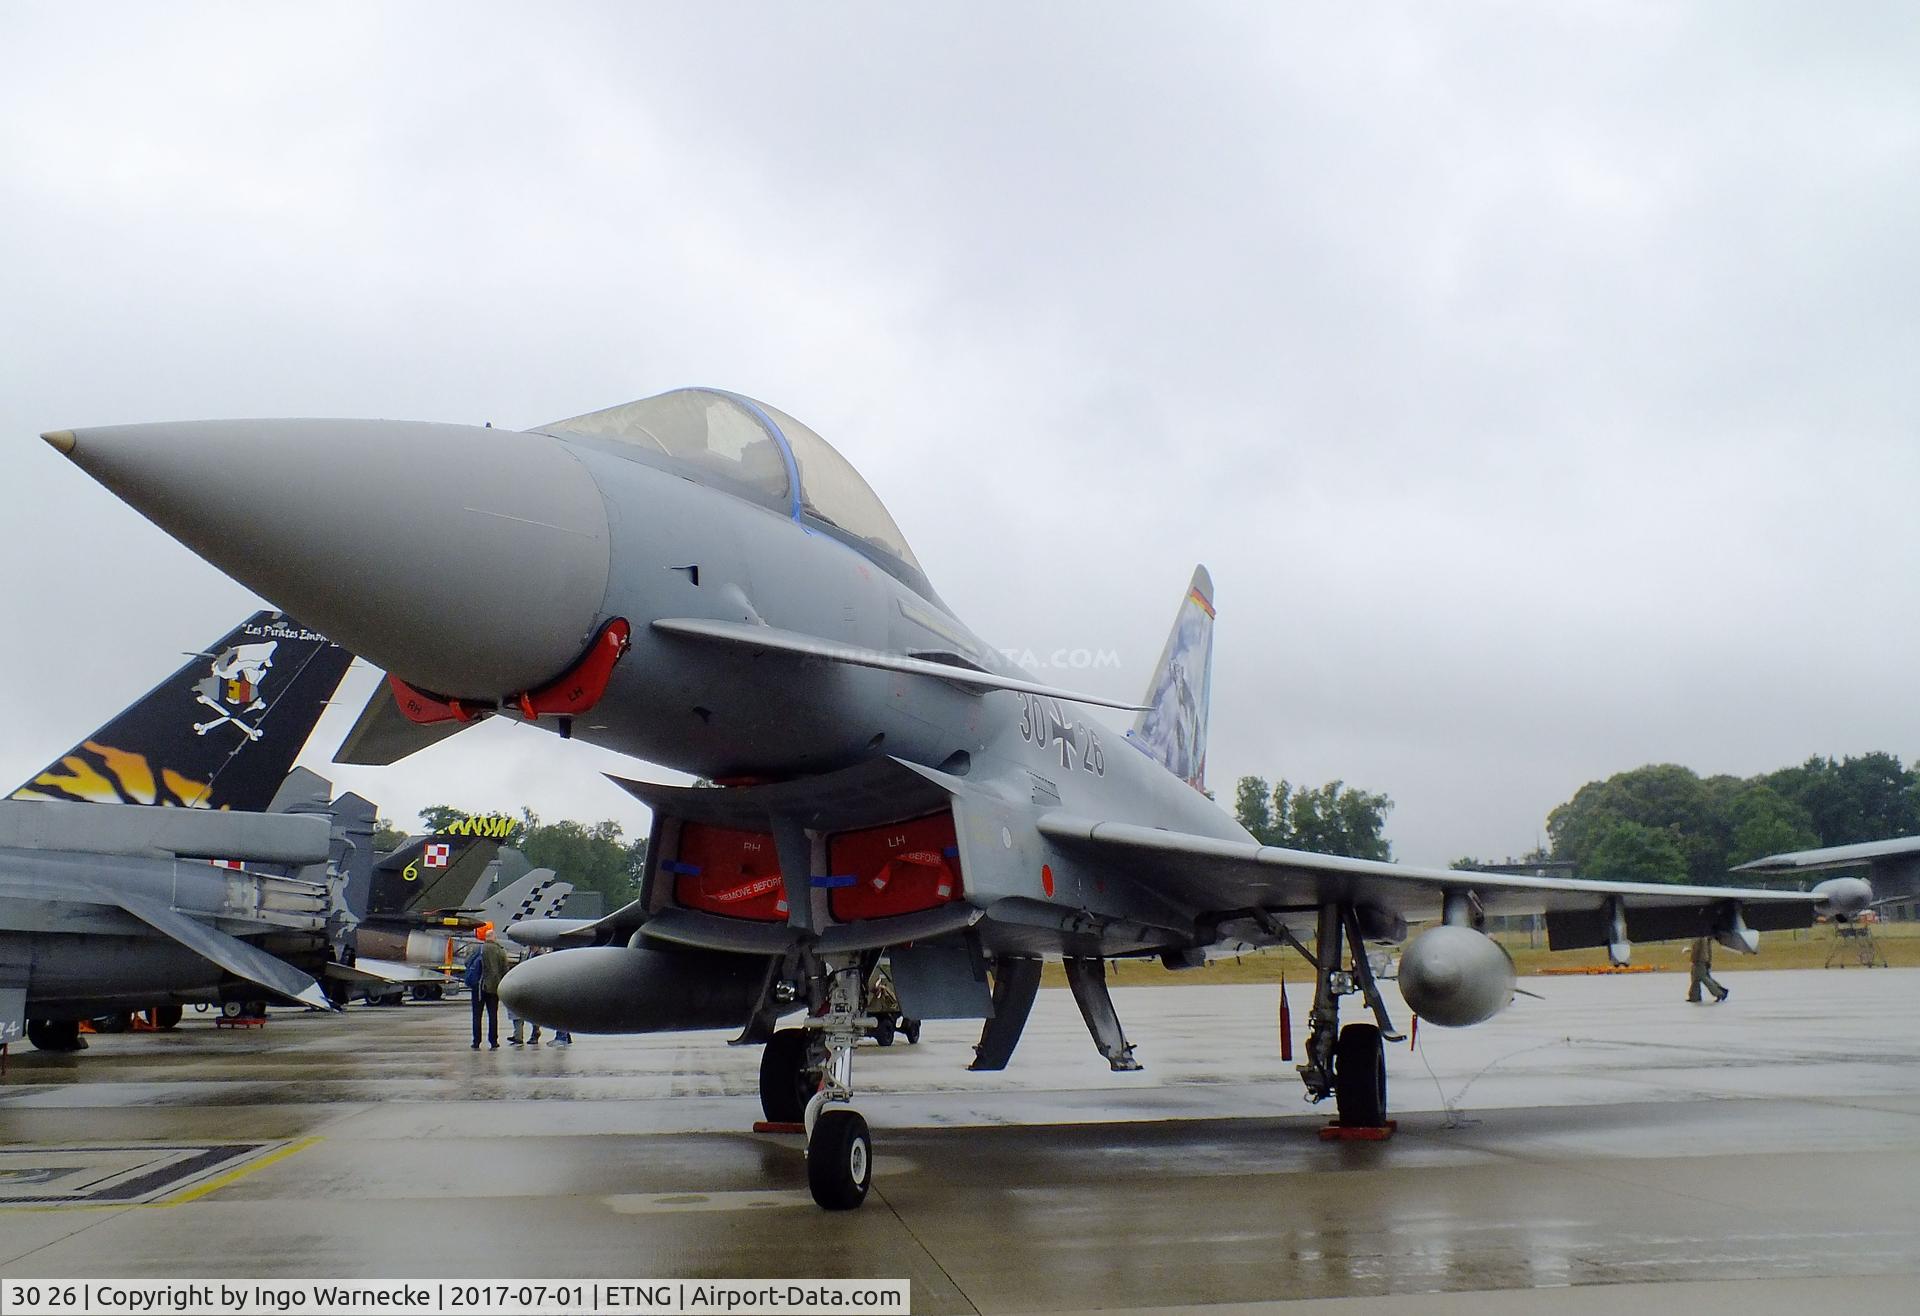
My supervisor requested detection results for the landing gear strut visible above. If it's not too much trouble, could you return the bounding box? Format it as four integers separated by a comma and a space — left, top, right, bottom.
1292, 902, 1399, 1129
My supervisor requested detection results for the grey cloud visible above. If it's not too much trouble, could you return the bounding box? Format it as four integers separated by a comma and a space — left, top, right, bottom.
2, 4, 1915, 863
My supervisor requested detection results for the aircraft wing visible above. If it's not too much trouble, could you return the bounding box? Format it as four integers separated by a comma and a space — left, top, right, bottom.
110, 890, 335, 1009
338, 957, 456, 987
504, 900, 647, 949
1733, 835, 1920, 876
1036, 815, 1823, 946
652, 618, 1147, 711
0, 873, 331, 1007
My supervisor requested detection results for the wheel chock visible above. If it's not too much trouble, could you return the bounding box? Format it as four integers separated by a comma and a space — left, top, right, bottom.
752, 1120, 805, 1135
1319, 1120, 1397, 1142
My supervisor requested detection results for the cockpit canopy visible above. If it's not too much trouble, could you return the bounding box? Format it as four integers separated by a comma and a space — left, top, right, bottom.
537, 389, 926, 591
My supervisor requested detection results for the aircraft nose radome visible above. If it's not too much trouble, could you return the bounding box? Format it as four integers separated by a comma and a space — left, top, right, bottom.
53, 417, 613, 699
41, 429, 75, 454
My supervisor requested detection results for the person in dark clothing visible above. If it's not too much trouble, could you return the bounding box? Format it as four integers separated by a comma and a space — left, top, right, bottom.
470, 924, 509, 1047
1687, 936, 1729, 1004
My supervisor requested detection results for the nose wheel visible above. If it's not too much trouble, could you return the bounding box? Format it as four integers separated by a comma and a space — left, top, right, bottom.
806, 1107, 873, 1210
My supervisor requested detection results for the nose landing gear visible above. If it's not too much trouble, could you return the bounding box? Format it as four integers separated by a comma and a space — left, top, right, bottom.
755, 955, 880, 1209
802, 957, 871, 1209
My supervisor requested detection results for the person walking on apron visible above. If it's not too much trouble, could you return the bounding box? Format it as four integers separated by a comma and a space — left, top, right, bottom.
1687, 936, 1729, 1004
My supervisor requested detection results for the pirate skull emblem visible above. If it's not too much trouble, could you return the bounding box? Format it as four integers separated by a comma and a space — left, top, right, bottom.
192, 640, 278, 740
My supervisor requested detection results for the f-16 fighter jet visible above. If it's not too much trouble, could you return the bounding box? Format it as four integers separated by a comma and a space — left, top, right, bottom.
42, 390, 1864, 1208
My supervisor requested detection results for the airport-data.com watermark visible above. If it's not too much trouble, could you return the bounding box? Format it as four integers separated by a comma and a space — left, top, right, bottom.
0, 1279, 911, 1316
999, 647, 1122, 671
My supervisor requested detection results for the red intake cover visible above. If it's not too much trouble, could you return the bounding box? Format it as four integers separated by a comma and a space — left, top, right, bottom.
828, 812, 964, 922
519, 618, 631, 719
672, 823, 788, 922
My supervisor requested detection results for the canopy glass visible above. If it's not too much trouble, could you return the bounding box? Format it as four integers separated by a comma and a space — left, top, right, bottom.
541, 389, 921, 575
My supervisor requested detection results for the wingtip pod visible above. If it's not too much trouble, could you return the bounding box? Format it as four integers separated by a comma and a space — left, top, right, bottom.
1398, 925, 1516, 1027
1812, 876, 1874, 921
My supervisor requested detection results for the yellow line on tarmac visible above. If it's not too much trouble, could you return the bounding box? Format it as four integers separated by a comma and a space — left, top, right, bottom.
0, 1138, 321, 1213
157, 1137, 320, 1206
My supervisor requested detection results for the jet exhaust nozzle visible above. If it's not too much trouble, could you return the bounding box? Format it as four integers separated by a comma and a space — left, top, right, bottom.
1812, 876, 1873, 922
498, 944, 771, 1033
1396, 924, 1516, 1028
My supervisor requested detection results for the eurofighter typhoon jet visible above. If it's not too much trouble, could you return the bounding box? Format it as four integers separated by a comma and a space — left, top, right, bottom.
42, 390, 1862, 1207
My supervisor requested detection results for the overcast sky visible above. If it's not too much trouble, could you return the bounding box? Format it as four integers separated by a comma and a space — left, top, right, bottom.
3, 4, 1916, 866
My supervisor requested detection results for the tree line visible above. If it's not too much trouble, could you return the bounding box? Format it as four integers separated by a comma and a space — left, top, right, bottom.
1540, 752, 1920, 884
1230, 752, 1920, 887
1233, 777, 1394, 860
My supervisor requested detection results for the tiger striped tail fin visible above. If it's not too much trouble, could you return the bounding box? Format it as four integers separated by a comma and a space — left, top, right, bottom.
10, 611, 353, 811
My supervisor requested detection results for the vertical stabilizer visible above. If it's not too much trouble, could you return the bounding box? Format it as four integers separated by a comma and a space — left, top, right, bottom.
1126, 566, 1215, 792
366, 815, 516, 917
11, 611, 354, 812
479, 870, 574, 927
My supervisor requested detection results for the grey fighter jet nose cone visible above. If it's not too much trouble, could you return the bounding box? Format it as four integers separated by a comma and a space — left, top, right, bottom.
52, 417, 612, 699
41, 429, 75, 454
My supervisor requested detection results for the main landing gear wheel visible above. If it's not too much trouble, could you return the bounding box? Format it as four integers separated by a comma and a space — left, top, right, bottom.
1333, 1022, 1387, 1127
807, 1108, 873, 1210
149, 1004, 183, 1030
26, 1019, 85, 1052
759, 1028, 817, 1124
